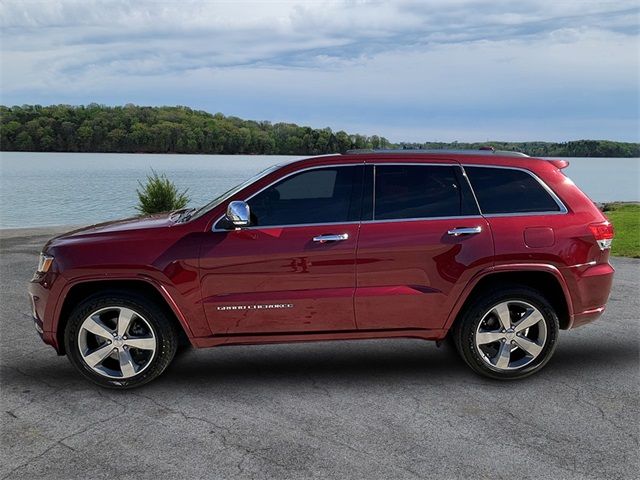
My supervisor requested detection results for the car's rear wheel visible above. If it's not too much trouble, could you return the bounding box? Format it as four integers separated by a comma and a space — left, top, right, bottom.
453, 287, 559, 380
64, 291, 178, 389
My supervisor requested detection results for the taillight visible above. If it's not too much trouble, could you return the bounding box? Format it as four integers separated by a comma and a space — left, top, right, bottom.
589, 222, 614, 250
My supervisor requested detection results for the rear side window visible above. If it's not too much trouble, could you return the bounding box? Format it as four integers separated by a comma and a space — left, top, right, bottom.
374, 165, 477, 220
465, 166, 562, 214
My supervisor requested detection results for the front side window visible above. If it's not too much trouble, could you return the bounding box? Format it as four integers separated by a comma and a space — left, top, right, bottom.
191, 164, 282, 220
374, 165, 475, 220
465, 166, 562, 214
248, 166, 361, 227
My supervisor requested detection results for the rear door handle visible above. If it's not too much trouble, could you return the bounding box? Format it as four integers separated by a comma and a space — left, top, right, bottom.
447, 226, 482, 236
313, 233, 349, 243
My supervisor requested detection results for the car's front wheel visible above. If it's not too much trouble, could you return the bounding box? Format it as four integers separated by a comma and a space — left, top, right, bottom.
453, 287, 559, 380
64, 291, 178, 389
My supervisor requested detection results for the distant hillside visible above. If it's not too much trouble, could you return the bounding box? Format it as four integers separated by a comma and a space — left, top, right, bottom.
1, 104, 639, 157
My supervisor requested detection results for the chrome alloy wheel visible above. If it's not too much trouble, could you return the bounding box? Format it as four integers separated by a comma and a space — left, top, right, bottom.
474, 300, 547, 371
77, 307, 157, 379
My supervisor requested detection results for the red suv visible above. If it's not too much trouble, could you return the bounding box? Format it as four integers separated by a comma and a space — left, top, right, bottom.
29, 150, 615, 388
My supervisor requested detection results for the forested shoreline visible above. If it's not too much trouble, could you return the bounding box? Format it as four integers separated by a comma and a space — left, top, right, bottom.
1, 104, 638, 157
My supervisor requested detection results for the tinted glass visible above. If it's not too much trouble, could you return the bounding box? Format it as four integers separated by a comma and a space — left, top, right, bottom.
465, 167, 561, 214
248, 166, 361, 226
374, 165, 467, 220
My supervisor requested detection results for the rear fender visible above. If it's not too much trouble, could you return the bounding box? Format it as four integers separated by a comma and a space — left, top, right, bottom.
443, 263, 574, 333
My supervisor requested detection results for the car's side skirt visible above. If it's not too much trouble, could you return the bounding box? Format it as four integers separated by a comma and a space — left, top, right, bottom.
191, 328, 448, 348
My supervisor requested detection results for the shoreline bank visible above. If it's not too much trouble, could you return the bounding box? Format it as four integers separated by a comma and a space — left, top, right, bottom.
0, 225, 79, 239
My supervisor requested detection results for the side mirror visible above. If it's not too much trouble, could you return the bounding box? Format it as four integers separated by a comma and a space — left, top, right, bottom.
226, 201, 250, 227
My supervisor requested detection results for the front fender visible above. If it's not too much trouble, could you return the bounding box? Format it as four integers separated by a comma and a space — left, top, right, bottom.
48, 270, 211, 352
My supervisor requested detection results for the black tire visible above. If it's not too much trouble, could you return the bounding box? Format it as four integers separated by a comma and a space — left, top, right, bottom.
64, 290, 178, 389
453, 286, 559, 380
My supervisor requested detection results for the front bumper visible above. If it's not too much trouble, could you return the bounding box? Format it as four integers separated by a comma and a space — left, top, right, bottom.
32, 310, 44, 336
28, 272, 64, 353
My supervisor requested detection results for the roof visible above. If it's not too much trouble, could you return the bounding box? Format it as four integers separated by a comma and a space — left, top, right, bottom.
344, 148, 529, 158
271, 148, 571, 173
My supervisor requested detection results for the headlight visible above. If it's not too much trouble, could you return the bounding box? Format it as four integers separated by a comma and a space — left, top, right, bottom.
37, 253, 54, 273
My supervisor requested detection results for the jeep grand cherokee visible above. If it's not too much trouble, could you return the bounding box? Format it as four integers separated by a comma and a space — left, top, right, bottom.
29, 150, 615, 388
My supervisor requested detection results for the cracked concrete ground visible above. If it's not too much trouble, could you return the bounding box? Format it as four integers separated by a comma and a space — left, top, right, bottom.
1, 227, 638, 480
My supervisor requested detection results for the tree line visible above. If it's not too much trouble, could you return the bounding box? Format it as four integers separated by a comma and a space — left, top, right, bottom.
1, 104, 638, 157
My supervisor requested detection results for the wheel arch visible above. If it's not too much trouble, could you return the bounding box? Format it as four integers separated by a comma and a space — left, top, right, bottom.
55, 279, 194, 355
445, 266, 573, 334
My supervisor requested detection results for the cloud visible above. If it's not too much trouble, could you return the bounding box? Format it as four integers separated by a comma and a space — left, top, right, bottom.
1, 0, 638, 141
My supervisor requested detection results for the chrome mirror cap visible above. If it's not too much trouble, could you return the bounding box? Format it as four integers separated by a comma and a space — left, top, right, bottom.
226, 201, 250, 227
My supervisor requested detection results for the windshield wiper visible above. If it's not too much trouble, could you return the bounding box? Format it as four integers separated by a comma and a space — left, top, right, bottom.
177, 208, 196, 222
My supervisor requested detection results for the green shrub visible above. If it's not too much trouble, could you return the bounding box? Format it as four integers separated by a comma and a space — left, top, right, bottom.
136, 170, 190, 215
604, 203, 640, 258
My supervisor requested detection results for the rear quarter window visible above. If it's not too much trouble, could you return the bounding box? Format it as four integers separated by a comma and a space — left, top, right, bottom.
465, 166, 562, 215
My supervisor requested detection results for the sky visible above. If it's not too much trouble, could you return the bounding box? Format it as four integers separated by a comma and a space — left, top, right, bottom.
1, 0, 639, 142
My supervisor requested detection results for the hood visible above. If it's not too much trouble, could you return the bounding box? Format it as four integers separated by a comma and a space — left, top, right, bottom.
46, 213, 176, 246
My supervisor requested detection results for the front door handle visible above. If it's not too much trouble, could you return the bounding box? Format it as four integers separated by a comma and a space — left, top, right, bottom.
447, 226, 482, 236
313, 233, 349, 243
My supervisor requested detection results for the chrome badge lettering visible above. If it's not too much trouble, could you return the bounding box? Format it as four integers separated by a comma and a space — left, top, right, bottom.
216, 303, 294, 311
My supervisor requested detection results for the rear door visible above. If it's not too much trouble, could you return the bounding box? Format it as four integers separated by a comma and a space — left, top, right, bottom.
355, 163, 493, 331
199, 165, 364, 335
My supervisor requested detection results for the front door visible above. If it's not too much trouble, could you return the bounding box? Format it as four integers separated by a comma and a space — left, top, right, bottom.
355, 163, 493, 331
199, 165, 364, 335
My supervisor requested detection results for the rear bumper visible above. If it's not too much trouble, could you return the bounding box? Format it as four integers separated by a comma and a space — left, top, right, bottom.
572, 306, 607, 328
566, 262, 614, 329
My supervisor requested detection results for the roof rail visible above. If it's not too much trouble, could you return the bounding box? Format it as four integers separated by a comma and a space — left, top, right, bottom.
344, 148, 529, 158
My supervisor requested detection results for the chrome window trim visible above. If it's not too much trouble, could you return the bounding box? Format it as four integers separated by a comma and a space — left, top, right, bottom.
361, 214, 485, 225
462, 164, 568, 216
214, 215, 486, 232
215, 220, 363, 231
211, 161, 565, 232
481, 210, 567, 218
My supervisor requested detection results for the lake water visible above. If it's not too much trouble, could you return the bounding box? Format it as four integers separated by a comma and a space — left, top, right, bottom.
0, 152, 638, 229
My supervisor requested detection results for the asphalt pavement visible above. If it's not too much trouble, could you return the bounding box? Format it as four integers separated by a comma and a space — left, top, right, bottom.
1, 227, 638, 479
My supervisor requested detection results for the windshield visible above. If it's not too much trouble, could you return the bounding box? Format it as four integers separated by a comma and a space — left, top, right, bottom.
189, 164, 283, 221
